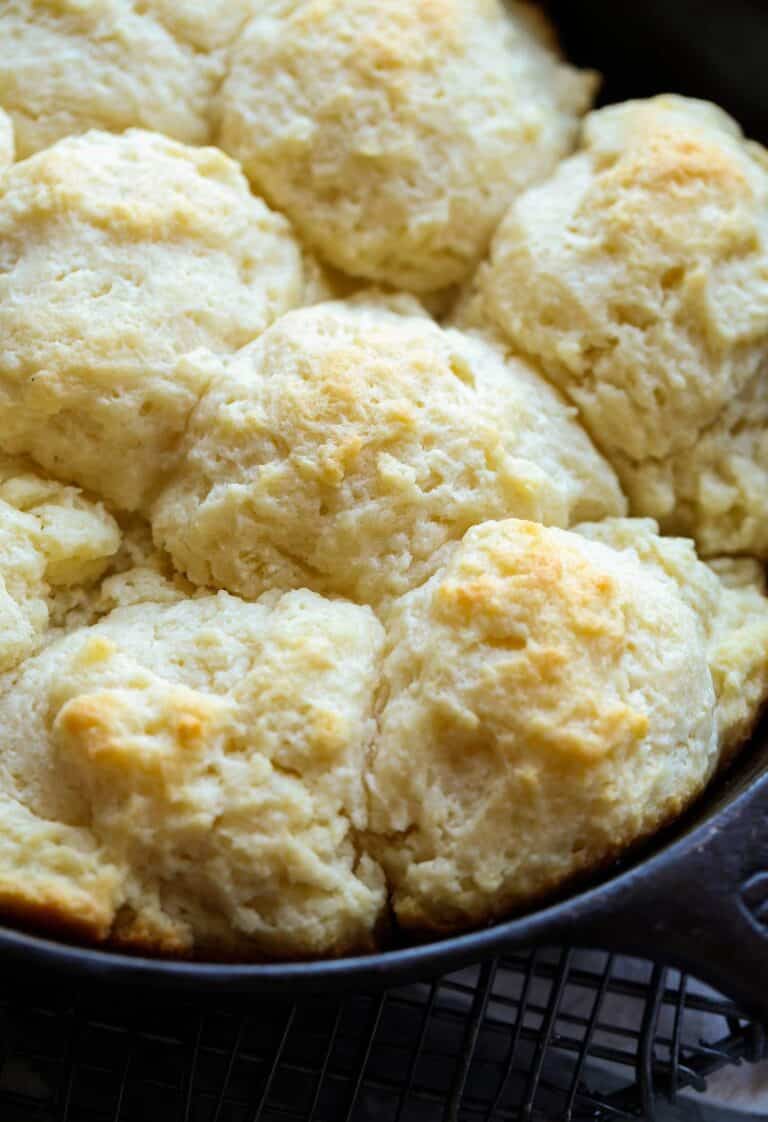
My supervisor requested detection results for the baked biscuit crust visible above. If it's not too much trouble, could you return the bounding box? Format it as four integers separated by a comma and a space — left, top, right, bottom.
152, 301, 624, 608
218, 0, 595, 290
0, 0, 254, 157
479, 95, 768, 556
0, 129, 315, 510
0, 590, 387, 958
368, 519, 720, 931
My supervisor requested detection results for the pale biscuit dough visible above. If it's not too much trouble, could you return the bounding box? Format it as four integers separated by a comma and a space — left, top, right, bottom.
0, 590, 386, 956
52, 516, 194, 633
217, 0, 596, 291
479, 96, 768, 553
0, 129, 315, 510
152, 301, 625, 608
0, 798, 122, 943
0, 456, 119, 671
0, 0, 254, 158
577, 519, 768, 764
368, 518, 719, 932
614, 367, 768, 557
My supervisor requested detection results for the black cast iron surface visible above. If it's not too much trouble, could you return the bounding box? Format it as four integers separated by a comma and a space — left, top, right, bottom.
1, 3, 768, 1118
0, 0, 763, 1013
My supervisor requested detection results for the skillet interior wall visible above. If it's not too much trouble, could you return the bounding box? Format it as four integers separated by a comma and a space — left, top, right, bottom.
547, 0, 768, 145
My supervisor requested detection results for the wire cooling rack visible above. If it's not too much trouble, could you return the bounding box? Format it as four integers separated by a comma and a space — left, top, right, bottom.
0, 947, 764, 1122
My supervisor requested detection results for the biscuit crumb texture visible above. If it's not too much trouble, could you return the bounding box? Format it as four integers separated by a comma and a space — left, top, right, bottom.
0, 590, 386, 956
577, 518, 768, 764
368, 518, 719, 931
54, 515, 194, 633
0, 456, 119, 672
152, 301, 624, 608
614, 368, 768, 557
479, 96, 768, 555
0, 129, 316, 510
0, 0, 255, 157
217, 0, 596, 291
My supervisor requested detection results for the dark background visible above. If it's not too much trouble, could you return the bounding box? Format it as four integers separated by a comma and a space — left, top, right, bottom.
547, 0, 768, 143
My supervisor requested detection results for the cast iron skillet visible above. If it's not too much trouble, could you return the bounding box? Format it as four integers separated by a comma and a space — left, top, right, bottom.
2, 2, 768, 1019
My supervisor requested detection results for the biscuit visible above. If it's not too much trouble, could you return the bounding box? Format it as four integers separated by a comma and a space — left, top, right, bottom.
0, 129, 315, 510
367, 518, 718, 931
0, 589, 386, 956
0, 0, 254, 158
577, 518, 768, 764
152, 301, 625, 608
0, 456, 119, 671
217, 0, 595, 291
479, 96, 768, 551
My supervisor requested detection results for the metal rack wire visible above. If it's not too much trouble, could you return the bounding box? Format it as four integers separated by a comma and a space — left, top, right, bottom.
0, 947, 764, 1122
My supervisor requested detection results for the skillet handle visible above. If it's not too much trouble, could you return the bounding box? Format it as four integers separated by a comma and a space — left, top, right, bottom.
573, 766, 768, 1022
